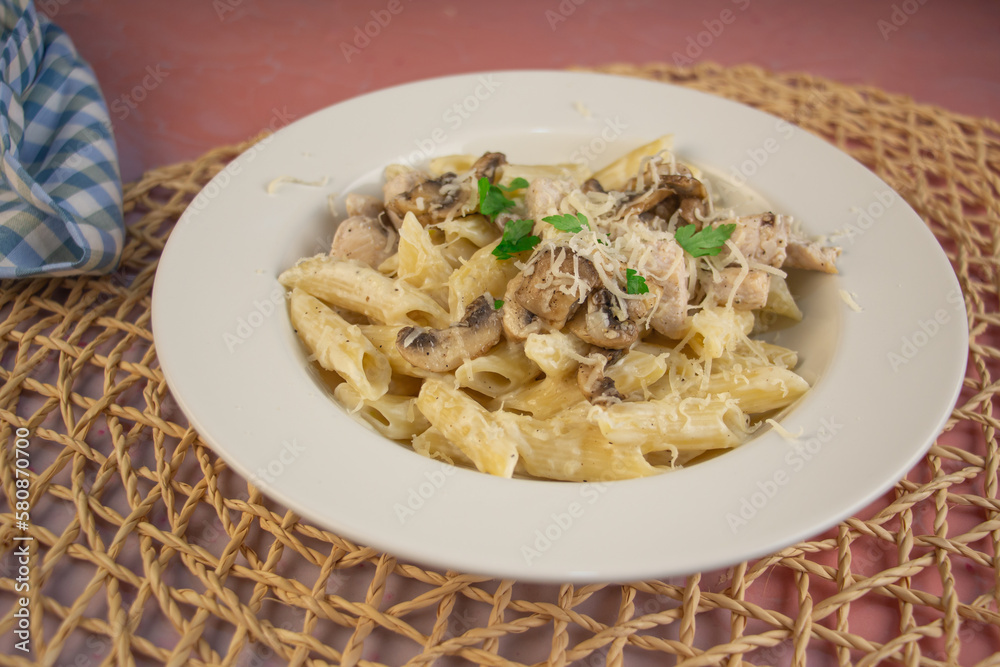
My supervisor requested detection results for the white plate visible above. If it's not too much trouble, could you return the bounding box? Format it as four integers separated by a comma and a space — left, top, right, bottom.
152, 71, 968, 582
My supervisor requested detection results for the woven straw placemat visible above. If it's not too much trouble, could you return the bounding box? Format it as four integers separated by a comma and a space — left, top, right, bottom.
1, 62, 998, 666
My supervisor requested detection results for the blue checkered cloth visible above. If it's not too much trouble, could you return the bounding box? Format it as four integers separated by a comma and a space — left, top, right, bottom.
0, 0, 123, 278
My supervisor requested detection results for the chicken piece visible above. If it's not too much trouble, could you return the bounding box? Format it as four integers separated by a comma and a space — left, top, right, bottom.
329, 215, 398, 268
344, 193, 385, 219
713, 213, 790, 268
784, 240, 840, 274
706, 267, 771, 310
525, 178, 572, 227
637, 232, 690, 339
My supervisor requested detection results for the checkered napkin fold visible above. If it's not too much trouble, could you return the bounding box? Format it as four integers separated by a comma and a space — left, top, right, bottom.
0, 0, 123, 278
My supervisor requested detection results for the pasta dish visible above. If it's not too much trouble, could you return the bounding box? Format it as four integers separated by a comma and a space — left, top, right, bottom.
278, 136, 841, 481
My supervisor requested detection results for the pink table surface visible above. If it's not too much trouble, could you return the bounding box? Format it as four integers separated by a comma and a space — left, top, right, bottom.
35, 0, 1000, 663
46, 0, 1000, 183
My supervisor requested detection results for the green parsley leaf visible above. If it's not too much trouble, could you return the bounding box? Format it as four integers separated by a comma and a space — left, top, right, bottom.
674, 223, 737, 257
478, 176, 518, 221
493, 299, 505, 309
542, 212, 590, 234
625, 268, 649, 294
496, 177, 529, 193
492, 219, 540, 260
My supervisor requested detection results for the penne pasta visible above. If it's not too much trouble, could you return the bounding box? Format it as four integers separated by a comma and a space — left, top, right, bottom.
279, 254, 450, 327
455, 339, 541, 398
762, 273, 803, 322
491, 374, 584, 420
395, 212, 454, 306
513, 404, 659, 481
289, 288, 391, 401
703, 365, 810, 414
412, 426, 477, 468
334, 383, 430, 440
416, 379, 520, 478
606, 349, 669, 398
447, 240, 521, 318
359, 324, 444, 379
500, 163, 590, 188
437, 213, 500, 250
590, 135, 674, 191
594, 395, 750, 453
281, 137, 841, 481
522, 331, 590, 377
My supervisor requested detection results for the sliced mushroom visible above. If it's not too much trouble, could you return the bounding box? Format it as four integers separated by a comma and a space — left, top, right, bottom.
514, 246, 601, 328
661, 174, 707, 200
581, 178, 606, 194
566, 288, 639, 350
330, 215, 398, 268
344, 193, 385, 219
639, 195, 681, 226
784, 240, 840, 274
619, 171, 709, 224
501, 274, 545, 341
385, 172, 469, 228
471, 151, 507, 183
382, 167, 428, 228
618, 187, 674, 219
706, 267, 771, 310
395, 296, 502, 372
678, 193, 707, 225
577, 347, 626, 406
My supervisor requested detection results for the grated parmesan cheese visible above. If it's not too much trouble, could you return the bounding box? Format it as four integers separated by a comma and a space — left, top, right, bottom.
765, 418, 804, 442
266, 175, 329, 194
839, 289, 863, 312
